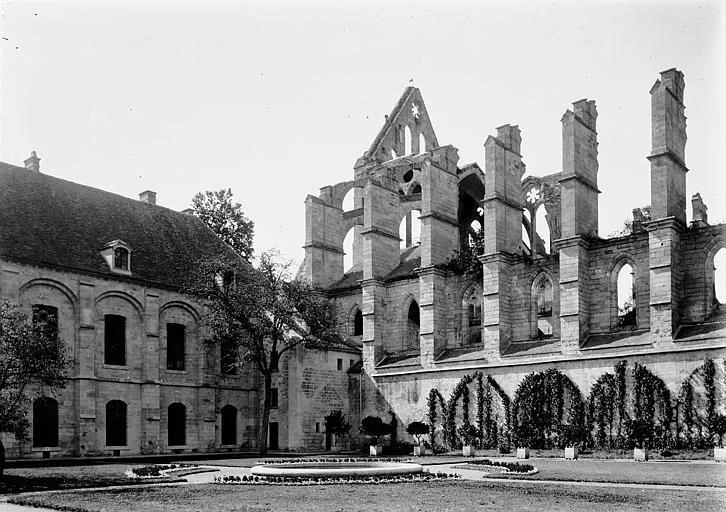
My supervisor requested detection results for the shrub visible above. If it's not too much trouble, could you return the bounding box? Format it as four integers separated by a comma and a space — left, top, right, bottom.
497, 426, 511, 454
324, 410, 351, 444
457, 424, 477, 447
712, 414, 726, 448
406, 421, 429, 446
359, 416, 389, 445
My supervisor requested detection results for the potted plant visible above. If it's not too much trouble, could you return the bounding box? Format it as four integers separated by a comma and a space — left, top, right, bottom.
359, 415, 389, 456
515, 426, 531, 459
712, 414, 726, 462
630, 418, 652, 461
406, 421, 430, 456
458, 424, 478, 457
324, 410, 351, 454
559, 424, 580, 460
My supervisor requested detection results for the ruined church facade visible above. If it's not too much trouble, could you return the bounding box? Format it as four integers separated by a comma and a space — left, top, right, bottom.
303, 68, 726, 435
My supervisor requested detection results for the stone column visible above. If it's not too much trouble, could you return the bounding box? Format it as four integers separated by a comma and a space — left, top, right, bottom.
557, 99, 599, 351
647, 69, 688, 343
361, 278, 386, 375
303, 194, 344, 288
481, 125, 525, 358
417, 267, 448, 367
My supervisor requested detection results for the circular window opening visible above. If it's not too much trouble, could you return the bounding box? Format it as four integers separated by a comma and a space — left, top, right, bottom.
403, 170, 414, 183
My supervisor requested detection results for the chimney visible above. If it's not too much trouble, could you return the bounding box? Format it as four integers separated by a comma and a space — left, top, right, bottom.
139, 190, 157, 205
24, 151, 40, 171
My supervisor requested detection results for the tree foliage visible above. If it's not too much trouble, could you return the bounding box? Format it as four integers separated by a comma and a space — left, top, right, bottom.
192, 188, 255, 261
185, 251, 341, 454
0, 299, 71, 476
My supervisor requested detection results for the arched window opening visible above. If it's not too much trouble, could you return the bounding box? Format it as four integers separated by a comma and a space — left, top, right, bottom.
32, 304, 58, 341
616, 263, 636, 327
166, 323, 185, 371
106, 400, 127, 447
468, 219, 483, 250
410, 183, 422, 195
714, 249, 726, 314
419, 133, 426, 153
398, 210, 422, 250
535, 205, 551, 255
341, 188, 355, 212
33, 397, 58, 447
221, 405, 237, 445
532, 275, 554, 339
403, 170, 414, 183
168, 403, 186, 446
391, 149, 398, 160
404, 126, 412, 155
113, 247, 129, 270
406, 300, 420, 351
465, 292, 482, 345
353, 308, 363, 336
522, 210, 532, 254
343, 228, 355, 272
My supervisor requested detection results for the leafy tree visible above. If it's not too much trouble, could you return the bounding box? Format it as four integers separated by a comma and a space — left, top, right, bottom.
0, 299, 70, 477
406, 421, 429, 446
324, 410, 352, 446
192, 189, 255, 261
359, 416, 389, 446
185, 251, 341, 455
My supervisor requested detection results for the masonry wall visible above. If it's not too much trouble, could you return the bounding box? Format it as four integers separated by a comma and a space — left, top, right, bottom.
0, 259, 260, 458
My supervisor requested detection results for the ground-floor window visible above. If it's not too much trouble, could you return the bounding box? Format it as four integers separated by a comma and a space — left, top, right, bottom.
168, 402, 186, 446
106, 400, 127, 446
221, 405, 237, 445
33, 397, 59, 447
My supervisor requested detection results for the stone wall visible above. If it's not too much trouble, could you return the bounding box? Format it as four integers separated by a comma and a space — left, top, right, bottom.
1, 259, 260, 458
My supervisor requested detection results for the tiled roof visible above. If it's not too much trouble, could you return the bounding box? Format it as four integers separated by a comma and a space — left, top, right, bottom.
0, 162, 238, 289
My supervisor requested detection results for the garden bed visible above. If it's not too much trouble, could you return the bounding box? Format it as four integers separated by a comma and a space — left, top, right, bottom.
215, 470, 456, 486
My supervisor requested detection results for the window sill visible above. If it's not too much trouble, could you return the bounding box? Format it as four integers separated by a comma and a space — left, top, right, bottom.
165, 369, 188, 374
31, 447, 61, 452
167, 445, 189, 449
219, 444, 238, 449
105, 446, 130, 450
102, 364, 128, 370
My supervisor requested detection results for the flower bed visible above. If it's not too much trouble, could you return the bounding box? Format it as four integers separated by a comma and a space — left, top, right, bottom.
452, 459, 538, 476
214, 471, 458, 486
256, 457, 410, 465
126, 464, 198, 479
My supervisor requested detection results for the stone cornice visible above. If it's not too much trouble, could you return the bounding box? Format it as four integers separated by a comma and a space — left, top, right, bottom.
302, 241, 344, 254
557, 174, 601, 194
480, 195, 523, 211
419, 210, 459, 227
645, 216, 687, 233
360, 226, 400, 241
648, 150, 688, 172
359, 277, 385, 287
552, 235, 591, 251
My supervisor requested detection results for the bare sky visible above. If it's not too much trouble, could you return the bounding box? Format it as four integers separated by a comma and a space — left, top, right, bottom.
1, 1, 723, 265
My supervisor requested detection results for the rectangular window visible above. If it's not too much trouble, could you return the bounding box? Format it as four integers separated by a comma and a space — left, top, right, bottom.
270, 388, 279, 409
166, 323, 185, 370
104, 314, 126, 366
315, 422, 320, 433
349, 359, 354, 367
337, 358, 343, 371
32, 304, 58, 341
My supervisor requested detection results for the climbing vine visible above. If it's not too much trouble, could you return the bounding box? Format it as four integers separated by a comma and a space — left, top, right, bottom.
630, 362, 673, 449
678, 358, 720, 448
512, 369, 586, 449
426, 388, 446, 449
588, 360, 629, 449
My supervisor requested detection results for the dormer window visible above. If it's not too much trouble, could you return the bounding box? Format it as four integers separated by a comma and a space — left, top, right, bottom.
114, 247, 129, 270
100, 240, 132, 275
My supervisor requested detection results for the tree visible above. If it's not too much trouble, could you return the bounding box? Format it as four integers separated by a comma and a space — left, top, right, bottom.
359, 416, 389, 446
406, 421, 429, 446
324, 410, 352, 447
185, 251, 341, 455
0, 299, 70, 477
192, 189, 255, 261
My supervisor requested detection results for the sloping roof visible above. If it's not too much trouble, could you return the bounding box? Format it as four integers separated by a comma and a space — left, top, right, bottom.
366, 86, 415, 156
0, 162, 238, 289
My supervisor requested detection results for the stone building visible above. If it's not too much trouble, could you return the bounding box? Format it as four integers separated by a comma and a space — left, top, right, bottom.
303, 68, 726, 440
0, 160, 260, 457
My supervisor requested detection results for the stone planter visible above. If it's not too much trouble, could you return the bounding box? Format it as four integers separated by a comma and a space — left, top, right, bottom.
714, 447, 726, 462
413, 445, 425, 456
462, 445, 475, 457
633, 447, 649, 461
564, 446, 578, 460
369, 445, 383, 456
517, 447, 530, 459
331, 445, 342, 454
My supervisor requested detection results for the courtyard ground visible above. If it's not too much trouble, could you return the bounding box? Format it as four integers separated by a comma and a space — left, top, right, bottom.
8, 480, 726, 512
2, 456, 725, 511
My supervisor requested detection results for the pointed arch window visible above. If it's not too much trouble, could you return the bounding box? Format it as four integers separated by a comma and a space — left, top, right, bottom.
353, 308, 363, 336
531, 274, 554, 339
406, 300, 420, 351
616, 262, 636, 328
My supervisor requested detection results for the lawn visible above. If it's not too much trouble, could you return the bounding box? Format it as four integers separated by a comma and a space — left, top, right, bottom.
11, 480, 726, 512
0, 464, 182, 494
474, 458, 726, 487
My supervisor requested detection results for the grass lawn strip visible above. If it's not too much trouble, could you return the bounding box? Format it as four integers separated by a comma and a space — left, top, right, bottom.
9, 480, 726, 512
451, 463, 539, 476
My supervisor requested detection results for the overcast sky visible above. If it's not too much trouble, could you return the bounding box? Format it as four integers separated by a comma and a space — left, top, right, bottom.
1, 1, 723, 266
